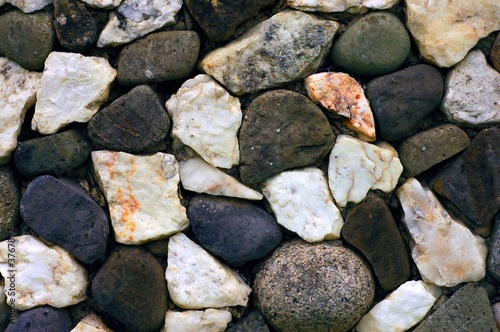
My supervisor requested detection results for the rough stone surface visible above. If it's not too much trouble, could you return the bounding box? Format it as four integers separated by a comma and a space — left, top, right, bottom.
287, 0, 399, 12
54, 0, 98, 52
71, 313, 113, 332
0, 166, 19, 242
226, 310, 270, 332
492, 33, 500, 72
0, 286, 8, 331
4, 0, 52, 12
164, 309, 232, 332
201, 10, 338, 95
5, 306, 73, 332
488, 213, 500, 282
80, 0, 121, 8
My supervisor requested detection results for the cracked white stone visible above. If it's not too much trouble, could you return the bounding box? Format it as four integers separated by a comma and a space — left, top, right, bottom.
80, 0, 122, 8
397, 178, 487, 287
166, 74, 241, 169
262, 167, 344, 242
91, 151, 189, 245
328, 135, 403, 207
0, 58, 42, 165
32, 52, 116, 135
166, 232, 252, 309
5, 0, 52, 12
71, 313, 113, 332
179, 157, 262, 200
164, 309, 232, 332
0, 235, 87, 310
287, 0, 399, 12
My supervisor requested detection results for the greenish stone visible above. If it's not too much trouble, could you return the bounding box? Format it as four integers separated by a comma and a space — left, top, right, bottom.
0, 165, 20, 241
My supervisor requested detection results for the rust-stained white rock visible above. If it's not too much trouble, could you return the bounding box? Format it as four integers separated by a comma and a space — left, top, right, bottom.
91, 151, 189, 245
166, 74, 241, 169
262, 167, 344, 242
287, 0, 399, 13
328, 135, 403, 207
0, 235, 88, 310
397, 178, 487, 287
5, 0, 52, 12
166, 232, 252, 309
305, 72, 375, 141
164, 309, 232, 332
80, 0, 122, 8
0, 58, 42, 165
32, 52, 116, 135
71, 313, 113, 332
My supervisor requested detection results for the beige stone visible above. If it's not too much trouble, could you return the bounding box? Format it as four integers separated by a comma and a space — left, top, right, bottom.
287, 0, 399, 12
71, 313, 113, 332
164, 309, 232, 332
5, 0, 52, 12
80, 0, 122, 8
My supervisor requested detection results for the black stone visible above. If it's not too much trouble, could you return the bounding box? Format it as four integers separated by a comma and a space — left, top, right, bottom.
0, 165, 20, 241
6, 306, 73, 332
226, 310, 270, 332
54, 0, 98, 52
487, 212, 500, 281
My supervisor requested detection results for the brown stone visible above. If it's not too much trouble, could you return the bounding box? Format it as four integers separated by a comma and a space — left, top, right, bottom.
491, 32, 500, 72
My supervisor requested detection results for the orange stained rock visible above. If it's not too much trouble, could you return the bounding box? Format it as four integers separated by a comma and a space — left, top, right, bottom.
114, 185, 140, 241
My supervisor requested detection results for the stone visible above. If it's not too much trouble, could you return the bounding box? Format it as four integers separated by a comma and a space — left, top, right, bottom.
405, 0, 500, 67
179, 158, 263, 200
166, 74, 241, 169
488, 213, 500, 281
262, 167, 344, 243
200, 10, 338, 95
97, 0, 183, 47
239, 90, 335, 188
117, 31, 200, 85
4, 0, 53, 12
356, 280, 441, 332
88, 85, 170, 153
366, 64, 444, 141
164, 309, 232, 332
440, 50, 500, 127
493, 302, 500, 330
187, 194, 282, 267
71, 313, 113, 332
397, 178, 488, 287
0, 235, 88, 310
328, 135, 403, 207
32, 52, 116, 135
91, 151, 189, 244
80, 0, 121, 8
0, 166, 20, 242
492, 33, 500, 72
254, 240, 374, 332
5, 306, 73, 332
330, 12, 410, 76
226, 310, 270, 332
305, 72, 375, 141
287, 0, 399, 12
0, 286, 8, 331
54, 0, 98, 52
92, 246, 167, 332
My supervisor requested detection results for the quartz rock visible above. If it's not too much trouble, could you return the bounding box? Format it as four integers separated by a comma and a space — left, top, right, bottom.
5, 0, 52, 13
166, 74, 241, 169
166, 232, 252, 309
165, 309, 232, 332
91, 151, 189, 244
32, 52, 116, 135
200, 10, 338, 95
71, 313, 113, 332
80, 0, 122, 8
287, 0, 399, 12
397, 178, 488, 287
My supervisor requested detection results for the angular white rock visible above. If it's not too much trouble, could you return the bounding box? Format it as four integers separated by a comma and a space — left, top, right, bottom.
0, 58, 42, 165
80, 0, 121, 8
179, 157, 262, 200
97, 0, 182, 47
164, 309, 232, 332
166, 74, 242, 169
397, 178, 488, 287
262, 167, 344, 242
0, 235, 88, 310
71, 313, 113, 332
356, 280, 441, 332
328, 135, 403, 207
287, 0, 399, 12
166, 232, 252, 309
32, 52, 116, 135
91, 151, 189, 245
441, 50, 500, 127
5, 0, 52, 13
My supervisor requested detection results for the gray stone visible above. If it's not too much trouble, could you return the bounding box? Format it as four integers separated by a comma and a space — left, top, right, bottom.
5, 306, 73, 332
0, 166, 19, 241
488, 212, 500, 282
54, 0, 98, 52
226, 310, 270, 332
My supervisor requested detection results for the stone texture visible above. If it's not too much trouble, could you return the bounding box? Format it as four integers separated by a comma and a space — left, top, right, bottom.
117, 31, 200, 85
4, 0, 52, 12
80, 0, 121, 8
488, 213, 500, 282
254, 240, 374, 332
164, 309, 232, 332
0, 166, 19, 242
5, 306, 73, 332
405, 0, 500, 67
201, 10, 338, 95
54, 0, 98, 52
0, 286, 8, 331
226, 310, 270, 332
187, 194, 282, 266
366, 64, 444, 141
71, 313, 113, 332
492, 33, 500, 72
32, 52, 116, 135
239, 90, 335, 188
287, 0, 399, 12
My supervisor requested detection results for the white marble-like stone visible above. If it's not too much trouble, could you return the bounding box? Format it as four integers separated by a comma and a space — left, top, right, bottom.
0, 58, 42, 165
97, 0, 182, 47
0, 235, 87, 310
166, 74, 242, 169
166, 232, 252, 309
356, 280, 440, 332
441, 50, 500, 127
328, 135, 403, 207
179, 157, 262, 200
71, 313, 113, 332
288, 0, 399, 12
32, 52, 116, 135
5, 0, 52, 13
262, 167, 344, 242
305, 72, 375, 141
397, 178, 488, 287
91, 151, 189, 245
80, 0, 122, 8
164, 309, 232, 332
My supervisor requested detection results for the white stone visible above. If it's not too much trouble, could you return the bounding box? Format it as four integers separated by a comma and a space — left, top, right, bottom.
166, 74, 242, 169
262, 167, 344, 242
356, 280, 440, 332
328, 135, 403, 207
166, 232, 252, 309
200, 10, 338, 95
397, 178, 488, 287
80, 0, 122, 8
164, 309, 232, 332
179, 158, 263, 200
91, 151, 189, 245
32, 52, 116, 135
405, 0, 500, 67
0, 58, 42, 165
441, 50, 500, 127
0, 235, 87, 310
71, 313, 113, 332
287, 0, 399, 12
97, 0, 182, 47
5, 0, 52, 13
